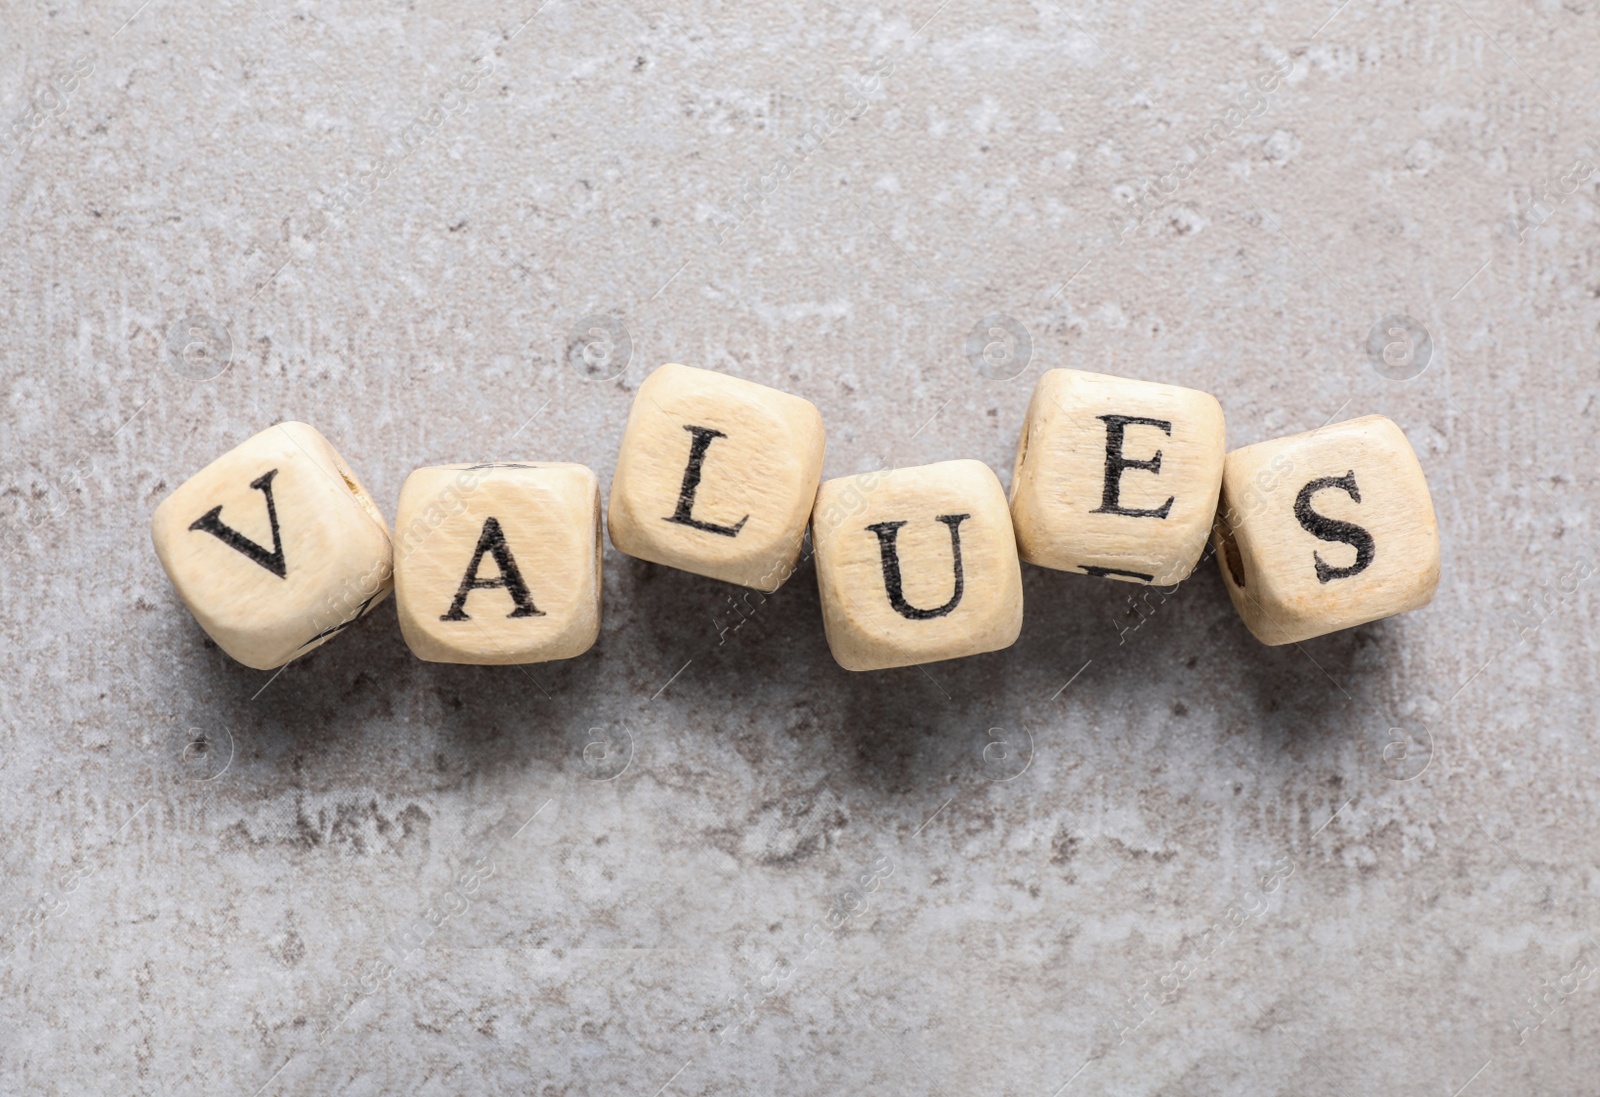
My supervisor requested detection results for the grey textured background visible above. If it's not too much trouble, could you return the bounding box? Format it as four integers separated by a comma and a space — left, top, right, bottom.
2, 0, 1598, 1093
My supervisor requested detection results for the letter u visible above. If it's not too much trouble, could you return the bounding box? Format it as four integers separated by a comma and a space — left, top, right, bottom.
865, 514, 970, 620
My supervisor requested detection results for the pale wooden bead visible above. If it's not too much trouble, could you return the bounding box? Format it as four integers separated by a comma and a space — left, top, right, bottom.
608, 363, 825, 591
1009, 368, 1226, 585
1212, 414, 1440, 645
151, 421, 393, 670
394, 463, 601, 665
812, 459, 1023, 672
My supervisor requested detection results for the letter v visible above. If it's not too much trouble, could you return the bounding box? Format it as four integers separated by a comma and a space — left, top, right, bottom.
189, 469, 288, 578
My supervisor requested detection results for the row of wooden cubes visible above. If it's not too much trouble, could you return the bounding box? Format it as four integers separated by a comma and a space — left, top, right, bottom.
151, 364, 1440, 672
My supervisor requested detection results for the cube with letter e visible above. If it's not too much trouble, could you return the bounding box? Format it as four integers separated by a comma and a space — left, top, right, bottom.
1210, 414, 1440, 645
1009, 368, 1226, 585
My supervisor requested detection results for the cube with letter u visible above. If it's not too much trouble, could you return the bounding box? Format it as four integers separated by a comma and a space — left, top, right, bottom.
812, 459, 1023, 671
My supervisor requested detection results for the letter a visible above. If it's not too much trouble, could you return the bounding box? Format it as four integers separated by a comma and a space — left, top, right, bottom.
189, 468, 287, 578
866, 514, 969, 620
441, 517, 545, 621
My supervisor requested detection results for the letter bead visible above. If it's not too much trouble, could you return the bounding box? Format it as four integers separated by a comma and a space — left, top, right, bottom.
1211, 414, 1440, 645
394, 463, 601, 664
1009, 368, 1226, 585
150, 421, 394, 670
812, 459, 1023, 671
608, 363, 826, 591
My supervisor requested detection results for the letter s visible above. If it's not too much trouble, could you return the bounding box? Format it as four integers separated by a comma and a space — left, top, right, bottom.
1293, 471, 1375, 582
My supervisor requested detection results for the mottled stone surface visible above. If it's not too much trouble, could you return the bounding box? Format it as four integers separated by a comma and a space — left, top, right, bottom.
2, 0, 1598, 1093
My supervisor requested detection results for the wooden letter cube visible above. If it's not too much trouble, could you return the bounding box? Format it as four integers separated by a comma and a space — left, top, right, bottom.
151, 422, 393, 670
1010, 368, 1226, 585
812, 459, 1023, 671
394, 463, 601, 664
609, 363, 825, 591
1211, 414, 1440, 645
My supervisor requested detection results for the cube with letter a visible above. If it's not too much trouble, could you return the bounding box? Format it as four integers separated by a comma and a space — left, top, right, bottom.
608, 363, 826, 591
151, 421, 394, 670
1009, 368, 1226, 585
1211, 414, 1440, 645
811, 459, 1023, 671
394, 463, 602, 664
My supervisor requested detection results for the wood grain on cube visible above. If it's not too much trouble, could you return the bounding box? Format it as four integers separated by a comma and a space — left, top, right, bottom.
608, 363, 825, 591
1010, 368, 1226, 585
1211, 414, 1440, 645
150, 421, 393, 670
394, 463, 601, 664
812, 459, 1023, 671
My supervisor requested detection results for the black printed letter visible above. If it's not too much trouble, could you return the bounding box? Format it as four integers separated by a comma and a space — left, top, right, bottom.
1080, 564, 1156, 583
1093, 415, 1174, 519
441, 517, 545, 621
866, 514, 969, 620
189, 468, 287, 578
1293, 471, 1375, 583
663, 425, 748, 537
